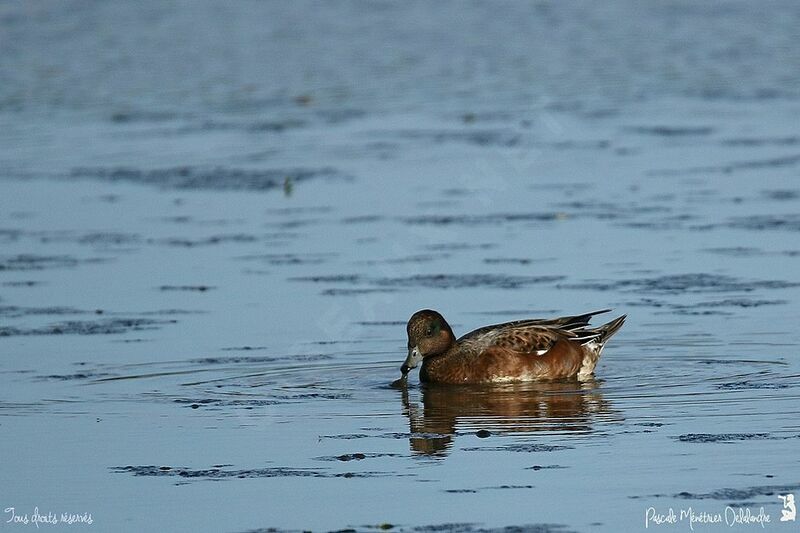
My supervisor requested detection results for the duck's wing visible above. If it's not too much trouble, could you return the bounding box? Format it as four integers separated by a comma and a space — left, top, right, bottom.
458, 310, 613, 357
457, 309, 610, 343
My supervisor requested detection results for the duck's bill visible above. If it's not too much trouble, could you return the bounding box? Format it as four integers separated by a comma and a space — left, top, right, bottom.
401, 346, 423, 375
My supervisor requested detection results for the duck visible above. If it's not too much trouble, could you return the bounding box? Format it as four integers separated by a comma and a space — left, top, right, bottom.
400, 309, 625, 384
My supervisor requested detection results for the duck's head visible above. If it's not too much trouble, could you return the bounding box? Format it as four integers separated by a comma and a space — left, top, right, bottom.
401, 309, 456, 375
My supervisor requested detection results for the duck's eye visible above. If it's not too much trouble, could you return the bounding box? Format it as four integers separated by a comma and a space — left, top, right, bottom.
425, 327, 433, 336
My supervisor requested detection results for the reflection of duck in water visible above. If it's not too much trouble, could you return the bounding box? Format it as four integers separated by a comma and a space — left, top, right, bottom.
396, 380, 612, 456
779, 494, 796, 522
400, 309, 625, 384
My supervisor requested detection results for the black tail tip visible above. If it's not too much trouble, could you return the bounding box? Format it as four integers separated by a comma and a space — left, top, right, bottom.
600, 314, 626, 341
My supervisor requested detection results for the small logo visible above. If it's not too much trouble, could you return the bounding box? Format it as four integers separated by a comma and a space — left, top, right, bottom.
779, 494, 796, 522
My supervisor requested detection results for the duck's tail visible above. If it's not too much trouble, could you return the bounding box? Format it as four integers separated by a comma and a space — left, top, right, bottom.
576, 313, 626, 380
548, 308, 612, 332
594, 314, 627, 345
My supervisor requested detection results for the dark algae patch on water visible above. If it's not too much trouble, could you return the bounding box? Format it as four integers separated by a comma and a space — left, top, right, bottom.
314, 453, 402, 462
158, 285, 215, 292
70, 166, 346, 192
563, 273, 799, 294
111, 464, 400, 481
635, 482, 800, 502
112, 464, 296, 478
675, 433, 800, 443
0, 254, 106, 271
0, 317, 176, 337
675, 433, 772, 443
464, 443, 575, 453
292, 273, 565, 293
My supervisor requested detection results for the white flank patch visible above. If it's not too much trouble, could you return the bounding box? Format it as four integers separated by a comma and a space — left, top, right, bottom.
577, 341, 603, 379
